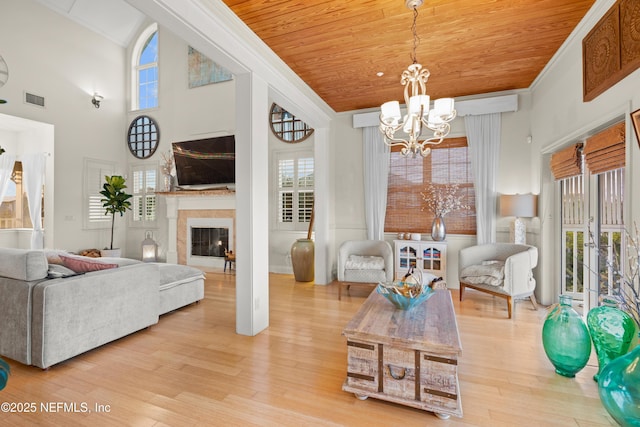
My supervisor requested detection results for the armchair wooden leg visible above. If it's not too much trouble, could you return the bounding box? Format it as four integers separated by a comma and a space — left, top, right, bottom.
529, 294, 538, 310
507, 296, 513, 319
459, 283, 465, 301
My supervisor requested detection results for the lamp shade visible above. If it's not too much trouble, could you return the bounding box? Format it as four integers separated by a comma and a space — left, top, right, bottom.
500, 194, 537, 218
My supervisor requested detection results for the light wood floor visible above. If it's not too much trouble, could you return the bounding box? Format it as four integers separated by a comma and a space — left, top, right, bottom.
0, 273, 615, 426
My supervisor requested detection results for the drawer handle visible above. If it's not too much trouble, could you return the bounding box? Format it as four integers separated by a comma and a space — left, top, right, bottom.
387, 365, 406, 380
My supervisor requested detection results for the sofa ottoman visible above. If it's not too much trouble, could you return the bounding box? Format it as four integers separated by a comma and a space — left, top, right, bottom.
157, 263, 205, 315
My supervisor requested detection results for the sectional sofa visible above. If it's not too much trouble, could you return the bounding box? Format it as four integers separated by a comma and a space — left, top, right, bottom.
0, 248, 205, 369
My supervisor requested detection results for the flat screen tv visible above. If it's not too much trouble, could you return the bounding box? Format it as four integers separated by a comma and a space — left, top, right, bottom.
172, 135, 235, 189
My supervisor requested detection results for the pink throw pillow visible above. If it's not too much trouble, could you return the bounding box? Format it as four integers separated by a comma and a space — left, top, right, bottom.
59, 254, 118, 273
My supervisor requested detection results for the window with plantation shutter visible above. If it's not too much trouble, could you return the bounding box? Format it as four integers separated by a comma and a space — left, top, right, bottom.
131, 164, 157, 226
84, 158, 114, 229
385, 137, 476, 234
275, 150, 314, 230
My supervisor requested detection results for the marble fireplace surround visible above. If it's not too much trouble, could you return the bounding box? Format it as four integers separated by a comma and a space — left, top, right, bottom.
161, 190, 235, 267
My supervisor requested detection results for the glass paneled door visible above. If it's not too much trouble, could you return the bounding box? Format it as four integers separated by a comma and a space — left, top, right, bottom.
560, 169, 625, 314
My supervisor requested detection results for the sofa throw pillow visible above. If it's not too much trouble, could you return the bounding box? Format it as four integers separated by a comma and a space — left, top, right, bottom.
44, 249, 68, 265
47, 264, 82, 279
59, 254, 118, 273
460, 261, 505, 287
345, 255, 385, 270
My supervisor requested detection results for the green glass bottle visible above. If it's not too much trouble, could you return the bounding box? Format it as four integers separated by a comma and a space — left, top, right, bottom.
542, 294, 591, 377
598, 334, 640, 426
587, 297, 637, 381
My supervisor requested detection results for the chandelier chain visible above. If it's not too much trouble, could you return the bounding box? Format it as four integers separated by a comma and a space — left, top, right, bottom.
411, 7, 419, 64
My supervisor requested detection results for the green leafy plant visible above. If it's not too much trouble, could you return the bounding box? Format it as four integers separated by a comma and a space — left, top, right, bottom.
0, 146, 5, 155
99, 175, 132, 250
0, 357, 9, 391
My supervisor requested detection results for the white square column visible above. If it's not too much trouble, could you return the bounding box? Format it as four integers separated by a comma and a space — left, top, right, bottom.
235, 72, 270, 336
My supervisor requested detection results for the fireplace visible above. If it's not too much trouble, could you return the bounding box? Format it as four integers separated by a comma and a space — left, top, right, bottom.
159, 188, 236, 267
191, 227, 228, 258
186, 217, 234, 268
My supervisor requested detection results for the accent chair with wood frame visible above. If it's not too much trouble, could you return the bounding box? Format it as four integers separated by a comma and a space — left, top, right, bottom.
458, 243, 538, 319
337, 240, 393, 300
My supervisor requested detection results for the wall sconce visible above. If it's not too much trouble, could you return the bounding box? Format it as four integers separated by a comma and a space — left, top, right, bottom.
141, 231, 158, 262
92, 92, 103, 109
500, 193, 538, 244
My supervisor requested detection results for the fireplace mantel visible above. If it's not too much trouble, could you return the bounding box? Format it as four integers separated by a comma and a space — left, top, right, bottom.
157, 188, 235, 197
159, 191, 236, 266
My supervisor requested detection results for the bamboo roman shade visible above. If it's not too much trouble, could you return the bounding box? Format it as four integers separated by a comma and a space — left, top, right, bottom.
385, 137, 476, 235
550, 143, 583, 180
584, 122, 625, 174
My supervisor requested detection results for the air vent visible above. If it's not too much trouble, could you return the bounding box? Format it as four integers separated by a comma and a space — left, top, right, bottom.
24, 92, 45, 108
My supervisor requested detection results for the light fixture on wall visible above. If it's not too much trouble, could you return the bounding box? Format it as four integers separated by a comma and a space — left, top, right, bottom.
379, 0, 456, 158
141, 231, 158, 262
92, 92, 103, 109
500, 194, 538, 245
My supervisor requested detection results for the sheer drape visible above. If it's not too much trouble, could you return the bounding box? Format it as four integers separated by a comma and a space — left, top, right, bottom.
464, 113, 501, 244
363, 127, 390, 240
0, 154, 16, 210
22, 153, 46, 249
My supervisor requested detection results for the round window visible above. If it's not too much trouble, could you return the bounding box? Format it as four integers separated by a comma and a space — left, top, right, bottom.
269, 103, 313, 143
127, 115, 160, 159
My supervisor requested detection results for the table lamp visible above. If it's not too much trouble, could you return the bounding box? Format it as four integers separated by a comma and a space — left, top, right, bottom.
500, 194, 537, 244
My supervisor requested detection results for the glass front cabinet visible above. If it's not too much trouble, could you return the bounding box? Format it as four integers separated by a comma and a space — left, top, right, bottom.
394, 240, 447, 282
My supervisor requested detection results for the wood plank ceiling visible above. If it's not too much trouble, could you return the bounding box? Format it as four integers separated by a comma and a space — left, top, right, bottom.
222, 0, 596, 112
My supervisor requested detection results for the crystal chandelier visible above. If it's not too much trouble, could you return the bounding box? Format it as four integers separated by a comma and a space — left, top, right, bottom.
379, 0, 456, 158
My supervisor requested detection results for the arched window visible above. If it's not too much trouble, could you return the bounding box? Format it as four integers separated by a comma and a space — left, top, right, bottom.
132, 23, 158, 110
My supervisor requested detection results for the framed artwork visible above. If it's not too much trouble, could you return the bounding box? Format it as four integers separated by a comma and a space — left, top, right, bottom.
188, 46, 233, 88
633, 108, 640, 149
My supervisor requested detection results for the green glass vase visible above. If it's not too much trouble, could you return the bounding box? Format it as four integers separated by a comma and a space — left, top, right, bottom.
587, 298, 637, 381
598, 334, 640, 427
542, 294, 591, 377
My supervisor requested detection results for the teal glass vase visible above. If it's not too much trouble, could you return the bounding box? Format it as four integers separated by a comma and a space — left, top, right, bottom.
542, 294, 591, 377
598, 334, 640, 427
587, 298, 637, 381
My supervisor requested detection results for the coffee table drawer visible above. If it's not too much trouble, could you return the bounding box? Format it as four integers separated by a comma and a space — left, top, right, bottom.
346, 340, 379, 393
420, 352, 459, 411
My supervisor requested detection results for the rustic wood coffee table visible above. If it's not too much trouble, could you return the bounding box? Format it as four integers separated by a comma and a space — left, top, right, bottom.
342, 289, 463, 419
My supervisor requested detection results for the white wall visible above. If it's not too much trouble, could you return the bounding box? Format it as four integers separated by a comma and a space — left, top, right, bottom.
530, 0, 640, 305
122, 23, 237, 260
0, 0, 127, 252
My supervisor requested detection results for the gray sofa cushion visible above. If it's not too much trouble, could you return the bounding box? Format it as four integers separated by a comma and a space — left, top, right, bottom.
0, 249, 48, 281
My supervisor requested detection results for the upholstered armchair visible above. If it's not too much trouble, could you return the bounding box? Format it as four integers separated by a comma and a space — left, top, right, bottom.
337, 240, 394, 300
458, 243, 538, 318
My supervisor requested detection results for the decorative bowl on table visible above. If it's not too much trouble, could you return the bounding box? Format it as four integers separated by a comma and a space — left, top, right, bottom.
376, 280, 435, 310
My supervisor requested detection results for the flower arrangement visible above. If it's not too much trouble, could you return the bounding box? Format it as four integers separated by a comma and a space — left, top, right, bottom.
592, 224, 640, 329
160, 150, 174, 176
420, 183, 469, 217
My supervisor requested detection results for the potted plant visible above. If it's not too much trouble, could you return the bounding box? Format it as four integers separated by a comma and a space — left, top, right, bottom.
99, 175, 132, 257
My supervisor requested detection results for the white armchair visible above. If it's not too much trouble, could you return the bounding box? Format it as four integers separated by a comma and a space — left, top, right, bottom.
458, 243, 538, 319
337, 240, 394, 300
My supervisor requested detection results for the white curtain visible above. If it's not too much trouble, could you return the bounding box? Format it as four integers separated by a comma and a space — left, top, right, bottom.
0, 153, 17, 210
22, 153, 46, 249
363, 127, 390, 240
464, 113, 501, 244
